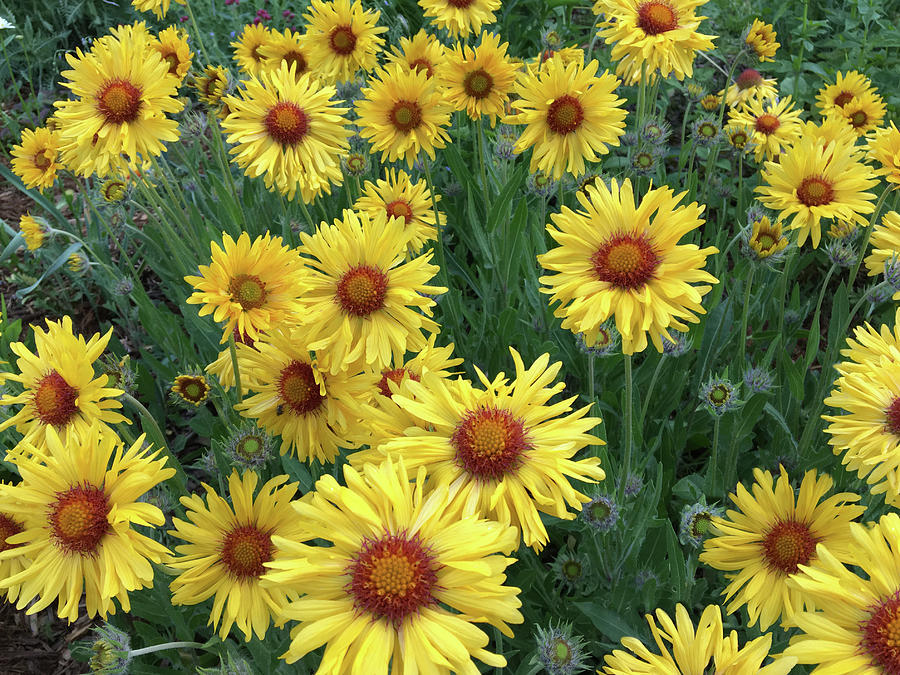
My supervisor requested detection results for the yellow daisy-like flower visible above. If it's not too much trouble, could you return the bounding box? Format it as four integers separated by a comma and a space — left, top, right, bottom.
54, 29, 182, 178
700, 467, 864, 630
833, 315, 900, 380
385, 29, 447, 79
507, 58, 627, 180
170, 374, 211, 406
595, 0, 716, 85
784, 513, 900, 673
262, 458, 524, 670
18, 213, 48, 251
11, 126, 61, 192
828, 89, 887, 138
153, 26, 193, 84
602, 604, 796, 674
828, 219, 859, 240
441, 32, 517, 126
231, 24, 272, 78
221, 62, 350, 202
799, 116, 860, 152
185, 230, 307, 344
418, 0, 500, 38
746, 215, 788, 260
745, 18, 778, 62
303, 0, 386, 83
193, 64, 230, 106
728, 94, 802, 162
0, 485, 29, 603
527, 46, 587, 76
867, 121, 900, 185
235, 328, 370, 462
538, 178, 718, 354
865, 211, 900, 288
351, 349, 605, 551
0, 424, 173, 622
724, 122, 752, 152
816, 69, 878, 115
0, 316, 127, 451
168, 470, 303, 641
699, 92, 721, 111
296, 209, 445, 375
258, 27, 315, 79
131, 0, 184, 18
356, 62, 452, 168
353, 168, 445, 256
756, 134, 878, 248
720, 68, 778, 108
372, 333, 462, 401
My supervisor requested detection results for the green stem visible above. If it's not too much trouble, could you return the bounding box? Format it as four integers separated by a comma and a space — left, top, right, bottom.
639, 354, 666, 423
208, 112, 248, 231
228, 332, 243, 399
708, 415, 721, 496
183, 0, 212, 66
738, 265, 756, 368
129, 641, 205, 658
619, 353, 633, 502
122, 393, 187, 494
848, 186, 896, 290
476, 118, 489, 207
298, 197, 317, 232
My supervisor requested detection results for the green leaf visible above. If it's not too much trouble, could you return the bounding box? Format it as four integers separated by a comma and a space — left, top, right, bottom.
572, 603, 639, 643
16, 242, 81, 297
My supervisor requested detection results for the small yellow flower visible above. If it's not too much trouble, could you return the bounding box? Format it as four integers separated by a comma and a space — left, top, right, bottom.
153, 26, 193, 83
18, 214, 48, 251
231, 24, 271, 78
867, 121, 900, 185
11, 127, 61, 192
744, 18, 778, 62
700, 93, 720, 111
171, 374, 211, 406
747, 216, 788, 259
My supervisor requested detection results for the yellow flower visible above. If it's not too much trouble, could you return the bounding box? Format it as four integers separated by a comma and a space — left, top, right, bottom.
798, 117, 860, 153
303, 0, 386, 83
262, 458, 524, 670
11, 126, 61, 192
528, 46, 586, 76
417, 0, 501, 38
18, 213, 48, 251
153, 26, 193, 84
351, 349, 605, 551
356, 62, 452, 168
816, 69, 878, 115
867, 121, 900, 186
700, 92, 721, 111
538, 178, 718, 354
295, 209, 445, 375
747, 215, 788, 259
700, 467, 864, 630
756, 134, 878, 248
595, 0, 716, 84
507, 58, 627, 179
221, 62, 350, 202
784, 513, 900, 674
724, 122, 752, 151
0, 485, 29, 603
728, 94, 802, 162
720, 68, 778, 108
827, 219, 858, 240
193, 64, 230, 106
0, 316, 127, 451
184, 231, 307, 344
828, 89, 886, 137
865, 211, 900, 289
353, 168, 445, 256
131, 0, 185, 18
0, 424, 173, 622
258, 26, 315, 79
385, 29, 447, 79
170, 374, 211, 406
168, 471, 303, 641
231, 24, 272, 78
745, 18, 778, 62
54, 28, 182, 177
442, 31, 517, 126
602, 604, 796, 674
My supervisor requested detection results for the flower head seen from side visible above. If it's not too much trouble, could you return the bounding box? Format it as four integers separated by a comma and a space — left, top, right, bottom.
728, 95, 802, 163
756, 134, 878, 249
221, 62, 350, 202
356, 62, 452, 168
865, 211, 900, 296
131, 0, 185, 18
699, 467, 864, 630
0, 316, 127, 451
353, 168, 445, 256
720, 68, 778, 108
296, 209, 445, 375
261, 458, 524, 671
185, 231, 306, 344
784, 513, 900, 673
11, 126, 61, 192
18, 213, 49, 251
596, 0, 716, 85
352, 349, 605, 551
538, 178, 718, 354
867, 121, 900, 186
418, 0, 501, 38
602, 603, 796, 674
745, 18, 778, 62
441, 31, 518, 126
168, 471, 303, 641
193, 64, 230, 107
153, 26, 193, 84
508, 58, 627, 180
231, 23, 271, 78
303, 0, 386, 83
0, 424, 173, 622
54, 28, 183, 178
385, 29, 447, 80
816, 69, 878, 116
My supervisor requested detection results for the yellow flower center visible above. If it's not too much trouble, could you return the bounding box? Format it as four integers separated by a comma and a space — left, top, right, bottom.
592, 234, 661, 289
389, 100, 423, 133
451, 406, 531, 479
336, 265, 389, 316
797, 175, 834, 207
546, 95, 584, 135
278, 361, 325, 415
50, 484, 110, 555
463, 68, 494, 99
329, 25, 357, 55
220, 525, 273, 579
97, 78, 143, 124
33, 370, 79, 427
636, 1, 677, 35
264, 101, 309, 146
754, 113, 781, 135
228, 273, 268, 310
762, 520, 818, 574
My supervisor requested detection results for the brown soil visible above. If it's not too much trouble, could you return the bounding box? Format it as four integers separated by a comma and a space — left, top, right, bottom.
0, 603, 95, 674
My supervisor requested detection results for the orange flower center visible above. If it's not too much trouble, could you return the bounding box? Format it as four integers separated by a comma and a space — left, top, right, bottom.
329, 25, 357, 55
885, 397, 900, 436
546, 95, 584, 135
264, 101, 309, 146
446, 0, 475, 6
377, 367, 420, 397
220, 525, 274, 579
409, 58, 433, 78
33, 370, 79, 427
336, 265, 389, 316
0, 513, 24, 553
463, 68, 494, 99
49, 483, 110, 555
33, 150, 53, 171
97, 78, 143, 124
636, 1, 677, 35
834, 91, 854, 108
591, 234, 661, 289
283, 50, 308, 75
347, 533, 437, 626
850, 110, 869, 128
228, 273, 268, 310
755, 113, 781, 135
385, 199, 414, 224
389, 100, 423, 133
761, 520, 818, 575
796, 175, 834, 207
162, 51, 180, 76
451, 406, 531, 480
861, 592, 900, 673
736, 68, 763, 91
278, 361, 325, 415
